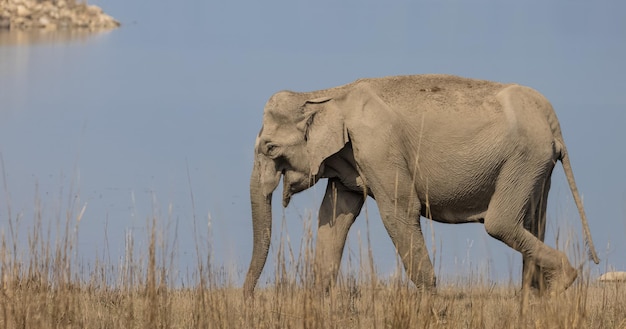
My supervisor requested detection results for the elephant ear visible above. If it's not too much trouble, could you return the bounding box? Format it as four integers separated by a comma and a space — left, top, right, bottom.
300, 97, 348, 176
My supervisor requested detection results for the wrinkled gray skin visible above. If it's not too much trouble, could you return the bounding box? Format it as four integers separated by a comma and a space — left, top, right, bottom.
244, 74, 599, 298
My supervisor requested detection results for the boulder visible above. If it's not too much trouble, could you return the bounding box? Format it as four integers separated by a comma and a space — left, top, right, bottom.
16, 5, 30, 17
598, 271, 626, 282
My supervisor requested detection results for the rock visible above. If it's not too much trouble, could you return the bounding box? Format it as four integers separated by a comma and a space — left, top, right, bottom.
16, 4, 30, 17
1, 0, 119, 30
86, 5, 102, 16
58, 8, 71, 19
38, 16, 50, 27
0, 16, 10, 29
598, 271, 626, 282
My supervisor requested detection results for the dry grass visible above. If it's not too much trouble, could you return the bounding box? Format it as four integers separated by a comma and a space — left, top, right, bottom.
0, 174, 624, 328
0, 212, 625, 329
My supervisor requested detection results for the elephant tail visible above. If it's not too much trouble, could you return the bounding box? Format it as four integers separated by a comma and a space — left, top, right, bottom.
557, 136, 600, 264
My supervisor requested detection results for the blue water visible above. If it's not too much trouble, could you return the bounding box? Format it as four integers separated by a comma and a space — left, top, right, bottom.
0, 28, 264, 283
1, 1, 625, 286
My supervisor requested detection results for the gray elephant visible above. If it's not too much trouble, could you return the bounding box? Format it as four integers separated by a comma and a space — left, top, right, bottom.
244, 74, 599, 298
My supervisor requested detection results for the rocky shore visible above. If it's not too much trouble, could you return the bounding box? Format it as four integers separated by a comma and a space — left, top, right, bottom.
0, 0, 119, 30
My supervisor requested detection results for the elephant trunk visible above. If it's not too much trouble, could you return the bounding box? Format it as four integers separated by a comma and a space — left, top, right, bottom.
243, 158, 275, 298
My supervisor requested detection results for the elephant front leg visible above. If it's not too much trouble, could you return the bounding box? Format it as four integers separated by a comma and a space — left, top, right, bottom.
370, 174, 436, 292
314, 179, 365, 292
378, 204, 436, 291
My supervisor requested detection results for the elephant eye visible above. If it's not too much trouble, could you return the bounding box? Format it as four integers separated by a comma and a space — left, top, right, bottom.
265, 143, 279, 157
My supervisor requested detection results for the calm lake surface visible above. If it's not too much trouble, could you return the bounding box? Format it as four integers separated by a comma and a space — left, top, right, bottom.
1, 1, 625, 285
0, 27, 265, 282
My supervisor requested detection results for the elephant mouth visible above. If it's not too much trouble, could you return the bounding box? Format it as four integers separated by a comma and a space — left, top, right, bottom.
281, 170, 320, 208
281, 179, 309, 208
282, 187, 293, 208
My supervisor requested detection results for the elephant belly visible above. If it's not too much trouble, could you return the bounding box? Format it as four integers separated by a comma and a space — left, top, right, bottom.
416, 164, 499, 224
411, 133, 508, 224
426, 206, 488, 224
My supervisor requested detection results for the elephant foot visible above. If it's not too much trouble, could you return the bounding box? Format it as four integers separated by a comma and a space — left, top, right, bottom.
413, 274, 436, 295
545, 261, 577, 296
415, 284, 437, 297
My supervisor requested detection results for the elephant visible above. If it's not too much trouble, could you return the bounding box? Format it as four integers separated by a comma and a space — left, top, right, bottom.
243, 74, 599, 298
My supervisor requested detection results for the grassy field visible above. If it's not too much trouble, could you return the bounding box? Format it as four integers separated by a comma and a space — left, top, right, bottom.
0, 209, 625, 329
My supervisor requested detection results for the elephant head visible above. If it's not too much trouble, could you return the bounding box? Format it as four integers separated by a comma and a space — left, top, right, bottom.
243, 90, 349, 297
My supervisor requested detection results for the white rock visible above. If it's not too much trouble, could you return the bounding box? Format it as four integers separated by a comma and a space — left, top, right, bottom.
38, 16, 49, 27
598, 271, 626, 282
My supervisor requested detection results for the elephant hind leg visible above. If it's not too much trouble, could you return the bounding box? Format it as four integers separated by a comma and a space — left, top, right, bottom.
484, 163, 576, 295
522, 176, 551, 295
